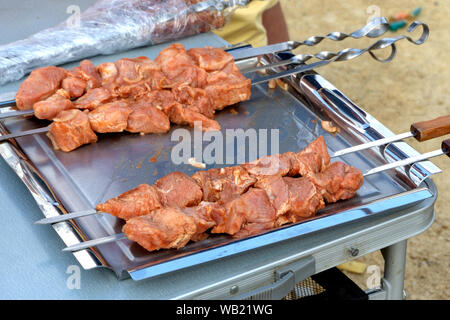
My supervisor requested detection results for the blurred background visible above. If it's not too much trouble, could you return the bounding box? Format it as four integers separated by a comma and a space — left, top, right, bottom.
278, 0, 449, 299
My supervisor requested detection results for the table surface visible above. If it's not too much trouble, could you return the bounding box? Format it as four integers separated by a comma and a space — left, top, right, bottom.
0, 0, 231, 299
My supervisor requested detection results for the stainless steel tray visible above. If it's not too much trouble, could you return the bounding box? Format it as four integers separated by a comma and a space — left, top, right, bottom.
0, 48, 441, 280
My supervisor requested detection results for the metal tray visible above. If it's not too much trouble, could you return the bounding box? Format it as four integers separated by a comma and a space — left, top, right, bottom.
0, 47, 441, 280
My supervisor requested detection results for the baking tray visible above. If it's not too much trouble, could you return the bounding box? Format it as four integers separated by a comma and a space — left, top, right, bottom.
0, 47, 441, 280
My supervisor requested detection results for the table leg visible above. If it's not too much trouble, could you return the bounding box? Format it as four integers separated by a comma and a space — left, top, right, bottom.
380, 240, 407, 300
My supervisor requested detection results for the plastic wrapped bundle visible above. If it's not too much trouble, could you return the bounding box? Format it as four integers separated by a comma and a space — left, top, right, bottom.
0, 0, 250, 86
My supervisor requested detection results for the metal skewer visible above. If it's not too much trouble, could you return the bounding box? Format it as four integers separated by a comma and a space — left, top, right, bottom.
63, 233, 127, 252
0, 126, 49, 141
60, 139, 450, 253
0, 109, 34, 119
33, 115, 449, 226
244, 20, 429, 75
34, 209, 98, 225
231, 16, 390, 61
331, 115, 450, 158
0, 99, 16, 109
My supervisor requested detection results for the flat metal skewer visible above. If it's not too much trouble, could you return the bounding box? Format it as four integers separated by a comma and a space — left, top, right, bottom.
34, 209, 98, 225
0, 126, 49, 141
59, 139, 449, 252
331, 132, 414, 158
331, 115, 450, 158
0, 99, 16, 109
0, 109, 34, 120
63, 233, 127, 252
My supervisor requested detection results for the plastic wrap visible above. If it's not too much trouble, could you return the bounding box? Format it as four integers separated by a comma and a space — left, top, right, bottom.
0, 0, 250, 86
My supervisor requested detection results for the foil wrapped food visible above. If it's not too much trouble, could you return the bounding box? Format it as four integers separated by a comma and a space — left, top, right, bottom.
0, 0, 250, 86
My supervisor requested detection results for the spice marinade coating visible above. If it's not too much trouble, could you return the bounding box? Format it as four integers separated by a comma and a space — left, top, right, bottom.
97, 137, 363, 252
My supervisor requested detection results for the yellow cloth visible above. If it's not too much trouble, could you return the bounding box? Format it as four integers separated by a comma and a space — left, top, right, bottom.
213, 0, 278, 48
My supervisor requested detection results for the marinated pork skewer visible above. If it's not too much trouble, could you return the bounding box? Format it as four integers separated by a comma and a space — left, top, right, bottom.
61, 140, 449, 253
0, 16, 391, 110
0, 45, 249, 118
0, 45, 252, 150
35, 137, 330, 225
64, 161, 364, 253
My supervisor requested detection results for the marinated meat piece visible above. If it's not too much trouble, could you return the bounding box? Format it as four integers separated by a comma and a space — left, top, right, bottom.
77, 60, 102, 90
291, 152, 324, 177
154, 172, 203, 208
307, 162, 363, 203
280, 177, 325, 224
187, 47, 234, 72
96, 184, 162, 220
131, 57, 162, 81
62, 75, 87, 99
33, 89, 73, 120
242, 152, 295, 177
47, 109, 97, 152
126, 97, 170, 134
16, 66, 67, 110
74, 87, 112, 110
115, 57, 149, 85
156, 43, 207, 88
154, 43, 186, 65
205, 62, 251, 110
192, 166, 256, 204
213, 188, 276, 237
172, 85, 215, 118
182, 202, 225, 241
291, 136, 330, 175
254, 175, 291, 217
97, 62, 118, 89
60, 60, 101, 99
123, 208, 196, 251
165, 102, 220, 131
205, 79, 251, 110
242, 137, 330, 178
105, 57, 165, 97
146, 89, 176, 111
88, 100, 133, 133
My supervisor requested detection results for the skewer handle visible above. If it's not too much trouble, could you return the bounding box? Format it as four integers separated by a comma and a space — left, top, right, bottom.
411, 115, 450, 141
442, 139, 450, 157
